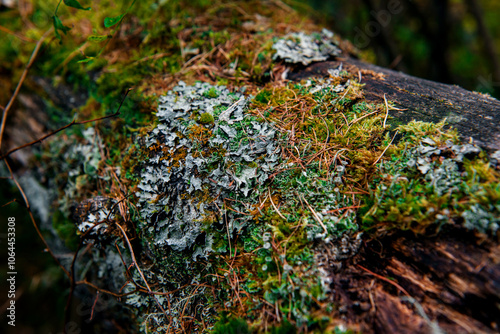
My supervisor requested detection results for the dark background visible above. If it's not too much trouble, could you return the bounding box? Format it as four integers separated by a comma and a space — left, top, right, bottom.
306, 0, 500, 98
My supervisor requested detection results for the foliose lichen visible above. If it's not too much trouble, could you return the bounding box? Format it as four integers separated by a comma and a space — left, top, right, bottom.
135, 81, 280, 258
272, 29, 342, 66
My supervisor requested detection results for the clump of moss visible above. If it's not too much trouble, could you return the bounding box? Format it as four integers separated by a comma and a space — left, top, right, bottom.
212, 313, 250, 334
204, 87, 220, 98
199, 112, 215, 124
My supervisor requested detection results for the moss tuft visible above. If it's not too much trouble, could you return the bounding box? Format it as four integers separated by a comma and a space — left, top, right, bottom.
212, 313, 250, 334
199, 112, 215, 124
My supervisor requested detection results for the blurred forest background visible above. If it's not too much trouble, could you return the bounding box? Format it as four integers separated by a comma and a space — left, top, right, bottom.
307, 0, 500, 98
0, 0, 498, 333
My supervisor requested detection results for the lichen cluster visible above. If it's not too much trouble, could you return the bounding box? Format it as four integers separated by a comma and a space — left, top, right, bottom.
123, 67, 378, 332
272, 29, 342, 66
42, 57, 499, 334
136, 81, 279, 258
123, 59, 500, 332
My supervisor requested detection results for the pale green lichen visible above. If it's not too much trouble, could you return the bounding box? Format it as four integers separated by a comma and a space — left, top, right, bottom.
272, 29, 342, 66
135, 81, 279, 257
362, 124, 500, 235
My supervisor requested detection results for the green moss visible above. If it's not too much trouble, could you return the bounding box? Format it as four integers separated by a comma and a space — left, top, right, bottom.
204, 87, 220, 98
270, 320, 297, 334
360, 129, 500, 235
212, 313, 250, 334
254, 89, 273, 104
199, 112, 215, 124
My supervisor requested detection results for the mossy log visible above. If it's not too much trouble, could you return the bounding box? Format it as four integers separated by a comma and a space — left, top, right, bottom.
2, 2, 500, 333
5, 50, 500, 334
12, 57, 495, 333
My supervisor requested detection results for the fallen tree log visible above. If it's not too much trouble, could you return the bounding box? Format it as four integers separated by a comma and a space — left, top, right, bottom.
1, 1, 499, 333
287, 57, 500, 333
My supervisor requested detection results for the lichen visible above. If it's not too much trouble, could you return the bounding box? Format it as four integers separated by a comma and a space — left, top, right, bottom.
361, 123, 500, 235
135, 81, 279, 258
272, 29, 342, 66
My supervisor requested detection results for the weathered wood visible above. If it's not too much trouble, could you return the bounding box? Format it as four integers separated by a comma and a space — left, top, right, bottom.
330, 227, 500, 333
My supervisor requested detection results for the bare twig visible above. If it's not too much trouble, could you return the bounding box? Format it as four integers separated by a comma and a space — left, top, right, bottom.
382, 94, 406, 129
357, 264, 410, 297
115, 223, 169, 318
90, 291, 100, 321
76, 280, 139, 298
301, 195, 328, 234
0, 25, 37, 43
0, 88, 132, 161
268, 188, 286, 220
3, 159, 70, 277
0, 28, 52, 151
324, 205, 362, 214
383, 94, 389, 128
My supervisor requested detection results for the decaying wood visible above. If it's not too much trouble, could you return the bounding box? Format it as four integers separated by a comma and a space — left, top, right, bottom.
328, 227, 500, 333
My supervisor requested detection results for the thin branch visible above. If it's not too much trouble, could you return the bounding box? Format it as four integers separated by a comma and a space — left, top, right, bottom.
0, 25, 37, 43
76, 280, 139, 298
373, 130, 399, 165
357, 264, 410, 297
268, 188, 286, 220
115, 223, 169, 318
65, 219, 111, 328
383, 94, 389, 128
90, 291, 99, 321
0, 28, 52, 151
3, 159, 70, 278
0, 88, 132, 161
301, 195, 328, 234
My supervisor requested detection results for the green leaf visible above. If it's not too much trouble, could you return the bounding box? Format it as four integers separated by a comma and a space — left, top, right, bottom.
52, 15, 71, 41
104, 14, 125, 28
87, 35, 109, 43
63, 0, 90, 10
77, 57, 95, 63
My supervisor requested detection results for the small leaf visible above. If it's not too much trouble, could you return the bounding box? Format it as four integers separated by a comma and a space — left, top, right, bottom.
87, 35, 109, 43
77, 57, 95, 63
104, 14, 125, 28
63, 0, 90, 10
53, 15, 71, 41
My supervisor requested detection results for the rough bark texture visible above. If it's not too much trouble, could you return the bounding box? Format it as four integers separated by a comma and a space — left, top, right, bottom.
329, 227, 500, 333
